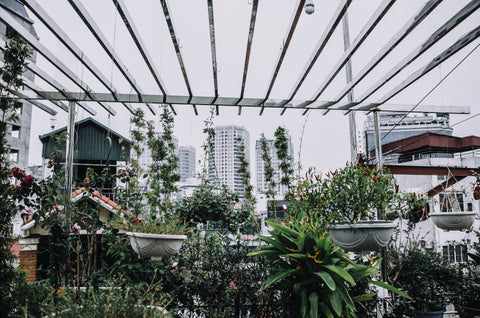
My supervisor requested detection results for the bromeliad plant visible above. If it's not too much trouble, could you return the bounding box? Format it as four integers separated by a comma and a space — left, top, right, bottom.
248, 218, 409, 318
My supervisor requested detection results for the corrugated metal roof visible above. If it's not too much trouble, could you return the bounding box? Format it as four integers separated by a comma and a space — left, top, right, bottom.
39, 117, 131, 161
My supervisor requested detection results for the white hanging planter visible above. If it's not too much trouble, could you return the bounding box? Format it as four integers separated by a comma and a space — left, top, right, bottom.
328, 221, 397, 252
126, 232, 187, 260
429, 212, 477, 231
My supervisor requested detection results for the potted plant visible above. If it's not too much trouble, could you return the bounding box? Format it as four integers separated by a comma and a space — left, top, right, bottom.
289, 163, 400, 252
455, 229, 480, 317
248, 211, 410, 317
429, 189, 477, 231
387, 240, 462, 318
110, 107, 190, 260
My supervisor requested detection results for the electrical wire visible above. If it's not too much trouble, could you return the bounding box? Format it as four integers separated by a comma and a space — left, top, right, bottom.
366, 40, 480, 159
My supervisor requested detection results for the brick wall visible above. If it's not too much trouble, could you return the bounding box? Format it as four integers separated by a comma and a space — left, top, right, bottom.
19, 238, 39, 283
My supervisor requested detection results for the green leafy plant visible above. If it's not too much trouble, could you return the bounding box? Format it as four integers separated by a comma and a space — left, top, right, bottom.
161, 232, 277, 317
274, 126, 294, 196
0, 29, 32, 316
110, 107, 187, 235
248, 220, 409, 317
293, 163, 400, 224
386, 240, 462, 316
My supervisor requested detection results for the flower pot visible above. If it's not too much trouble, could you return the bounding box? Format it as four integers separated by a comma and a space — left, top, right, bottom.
414, 309, 445, 318
327, 221, 396, 252
429, 212, 477, 231
126, 232, 187, 260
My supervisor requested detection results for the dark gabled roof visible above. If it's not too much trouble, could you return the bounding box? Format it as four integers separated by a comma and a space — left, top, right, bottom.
39, 117, 130, 143
39, 117, 131, 161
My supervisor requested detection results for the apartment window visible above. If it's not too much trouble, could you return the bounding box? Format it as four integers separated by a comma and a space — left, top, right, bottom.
9, 150, 19, 163
11, 125, 20, 138
15, 102, 23, 115
442, 244, 468, 263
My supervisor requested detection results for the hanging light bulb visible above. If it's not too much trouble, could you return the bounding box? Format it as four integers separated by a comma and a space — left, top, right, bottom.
304, 0, 314, 15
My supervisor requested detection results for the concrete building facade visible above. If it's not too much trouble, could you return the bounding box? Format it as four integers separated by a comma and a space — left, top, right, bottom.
363, 112, 452, 164
209, 125, 250, 196
1, 0, 38, 171
178, 146, 196, 182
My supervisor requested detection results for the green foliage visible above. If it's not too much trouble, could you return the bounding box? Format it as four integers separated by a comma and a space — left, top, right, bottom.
112, 107, 185, 234
236, 136, 254, 204
454, 229, 480, 315
162, 232, 277, 317
288, 163, 400, 226
259, 133, 276, 200
248, 219, 404, 318
0, 29, 32, 317
274, 126, 294, 192
386, 241, 462, 316
16, 279, 170, 318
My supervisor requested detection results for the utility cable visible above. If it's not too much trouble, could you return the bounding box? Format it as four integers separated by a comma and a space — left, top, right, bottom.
366, 40, 480, 159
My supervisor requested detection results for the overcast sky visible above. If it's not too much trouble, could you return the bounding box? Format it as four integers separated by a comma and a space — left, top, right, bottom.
23, 0, 480, 177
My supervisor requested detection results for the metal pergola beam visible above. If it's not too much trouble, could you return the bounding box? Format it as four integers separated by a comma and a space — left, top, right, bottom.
158, 0, 193, 101
357, 24, 480, 111
20, 76, 68, 112
24, 61, 97, 116
16, 89, 471, 114
111, 0, 177, 115
67, 0, 156, 115
235, 0, 259, 116
281, 0, 352, 108
207, 0, 218, 104
0, 80, 57, 115
301, 0, 396, 108
23, 0, 133, 114
319, 0, 442, 110
0, 5, 110, 115
332, 0, 480, 111
258, 0, 305, 115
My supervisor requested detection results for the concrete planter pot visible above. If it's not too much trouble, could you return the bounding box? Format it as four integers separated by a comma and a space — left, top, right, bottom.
414, 309, 445, 318
327, 221, 396, 252
126, 232, 187, 260
429, 212, 477, 231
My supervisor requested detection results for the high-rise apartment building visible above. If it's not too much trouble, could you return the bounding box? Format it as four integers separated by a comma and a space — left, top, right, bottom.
178, 146, 196, 182
255, 132, 294, 198
363, 112, 452, 163
1, 0, 37, 171
209, 125, 250, 196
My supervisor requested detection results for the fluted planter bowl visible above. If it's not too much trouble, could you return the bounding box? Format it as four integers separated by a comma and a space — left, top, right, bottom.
126, 232, 187, 260
414, 309, 445, 318
328, 221, 396, 252
429, 212, 477, 231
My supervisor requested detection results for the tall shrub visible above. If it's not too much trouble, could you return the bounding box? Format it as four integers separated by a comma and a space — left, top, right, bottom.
0, 29, 32, 316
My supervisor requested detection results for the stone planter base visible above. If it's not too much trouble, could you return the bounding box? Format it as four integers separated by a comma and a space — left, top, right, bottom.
126, 232, 187, 260
414, 309, 446, 318
328, 221, 396, 252
429, 212, 477, 231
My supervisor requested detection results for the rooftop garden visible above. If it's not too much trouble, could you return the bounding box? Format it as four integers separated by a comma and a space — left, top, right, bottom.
1, 20, 480, 318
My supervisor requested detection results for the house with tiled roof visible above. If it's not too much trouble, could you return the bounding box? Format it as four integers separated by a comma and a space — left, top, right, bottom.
18, 186, 123, 282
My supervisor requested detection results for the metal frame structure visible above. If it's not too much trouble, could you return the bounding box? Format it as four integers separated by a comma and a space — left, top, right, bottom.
0, 0, 476, 118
